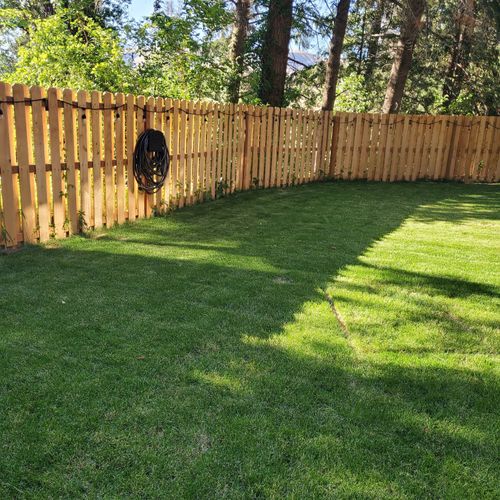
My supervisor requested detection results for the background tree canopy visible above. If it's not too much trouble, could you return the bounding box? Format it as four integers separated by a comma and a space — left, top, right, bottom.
0, 0, 498, 114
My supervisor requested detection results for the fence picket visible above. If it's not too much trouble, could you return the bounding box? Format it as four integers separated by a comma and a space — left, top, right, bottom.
191, 100, 200, 202
256, 106, 266, 188
302, 110, 312, 182
492, 130, 500, 182
126, 93, 136, 220
267, 108, 277, 186
350, 113, 364, 179
185, 101, 195, 205
318, 111, 331, 180
170, 99, 180, 205
231, 104, 239, 193
63, 88, 79, 234
368, 115, 379, 180
237, 104, 246, 191
381, 115, 396, 181
375, 114, 388, 181
389, 115, 404, 182
282, 110, 292, 185
195, 100, 204, 201
294, 109, 304, 184
48, 87, 67, 236
163, 98, 172, 206
480, 118, 495, 181
13, 84, 37, 243
445, 117, 460, 179
363, 115, 373, 180
198, 101, 207, 200
342, 113, 355, 179
31, 86, 50, 241
251, 106, 261, 189
261, 107, 271, 188
90, 91, 103, 228
145, 96, 155, 214
178, 100, 187, 207
397, 115, 410, 181
103, 92, 115, 226
454, 116, 470, 181
242, 105, 253, 190
427, 116, 441, 180
335, 113, 347, 179
0, 82, 20, 246
410, 118, 426, 181
420, 117, 434, 179
154, 96, 164, 210
115, 93, 126, 223
210, 102, 220, 196
437, 118, 452, 180
463, 120, 477, 182
224, 103, 233, 192
289, 109, 299, 185
136, 95, 146, 216
329, 114, 341, 179
432, 117, 446, 180
467, 117, 485, 181
77, 90, 91, 227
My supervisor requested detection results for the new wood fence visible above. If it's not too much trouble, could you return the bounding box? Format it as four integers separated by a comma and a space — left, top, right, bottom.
0, 82, 499, 247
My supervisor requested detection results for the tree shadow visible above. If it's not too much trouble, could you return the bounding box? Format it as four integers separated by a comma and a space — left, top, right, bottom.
358, 263, 499, 299
407, 184, 499, 223
0, 182, 498, 498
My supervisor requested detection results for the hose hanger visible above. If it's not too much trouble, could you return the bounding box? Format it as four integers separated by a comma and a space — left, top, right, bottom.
133, 129, 170, 194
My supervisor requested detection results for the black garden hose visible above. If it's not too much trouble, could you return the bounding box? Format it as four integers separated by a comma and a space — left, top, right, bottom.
133, 129, 170, 194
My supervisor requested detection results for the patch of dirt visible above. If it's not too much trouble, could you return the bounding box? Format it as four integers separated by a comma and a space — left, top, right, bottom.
273, 276, 293, 285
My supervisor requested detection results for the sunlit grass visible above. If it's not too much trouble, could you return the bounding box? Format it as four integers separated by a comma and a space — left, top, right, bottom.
1, 182, 499, 498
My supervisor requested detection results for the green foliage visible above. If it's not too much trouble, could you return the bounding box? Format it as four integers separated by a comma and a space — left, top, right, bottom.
4, 10, 134, 91
0, 7, 31, 29
0, 7, 28, 74
133, 2, 233, 100
283, 0, 498, 114
284, 62, 324, 108
334, 73, 374, 113
0, 0, 497, 112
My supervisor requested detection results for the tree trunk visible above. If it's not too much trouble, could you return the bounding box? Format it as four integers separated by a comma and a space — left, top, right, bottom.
442, 0, 476, 111
258, 0, 294, 107
321, 0, 351, 111
382, 0, 426, 114
357, 8, 366, 74
365, 0, 384, 80
41, 1, 56, 17
228, 0, 251, 103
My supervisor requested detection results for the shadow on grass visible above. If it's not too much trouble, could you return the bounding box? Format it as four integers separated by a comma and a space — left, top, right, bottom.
0, 182, 498, 498
353, 263, 499, 299
410, 188, 500, 223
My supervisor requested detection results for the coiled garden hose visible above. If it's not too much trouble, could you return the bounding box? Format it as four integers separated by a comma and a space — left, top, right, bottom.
133, 129, 170, 194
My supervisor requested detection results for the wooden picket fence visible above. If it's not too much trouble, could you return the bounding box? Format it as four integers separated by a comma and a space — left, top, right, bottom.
0, 81, 499, 247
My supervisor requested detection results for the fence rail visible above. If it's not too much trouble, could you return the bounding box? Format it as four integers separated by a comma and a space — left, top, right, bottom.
0, 81, 499, 247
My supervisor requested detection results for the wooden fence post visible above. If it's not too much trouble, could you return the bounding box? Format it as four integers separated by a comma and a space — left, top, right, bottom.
242, 106, 252, 190
90, 90, 103, 228
328, 114, 340, 179
63, 88, 79, 234
115, 92, 126, 224
77, 90, 91, 229
0, 82, 20, 246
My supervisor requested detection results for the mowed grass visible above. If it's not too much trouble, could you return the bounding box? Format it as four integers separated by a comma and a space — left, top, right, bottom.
1, 182, 499, 498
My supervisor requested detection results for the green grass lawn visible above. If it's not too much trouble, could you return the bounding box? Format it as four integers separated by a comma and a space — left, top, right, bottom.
1, 182, 499, 498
